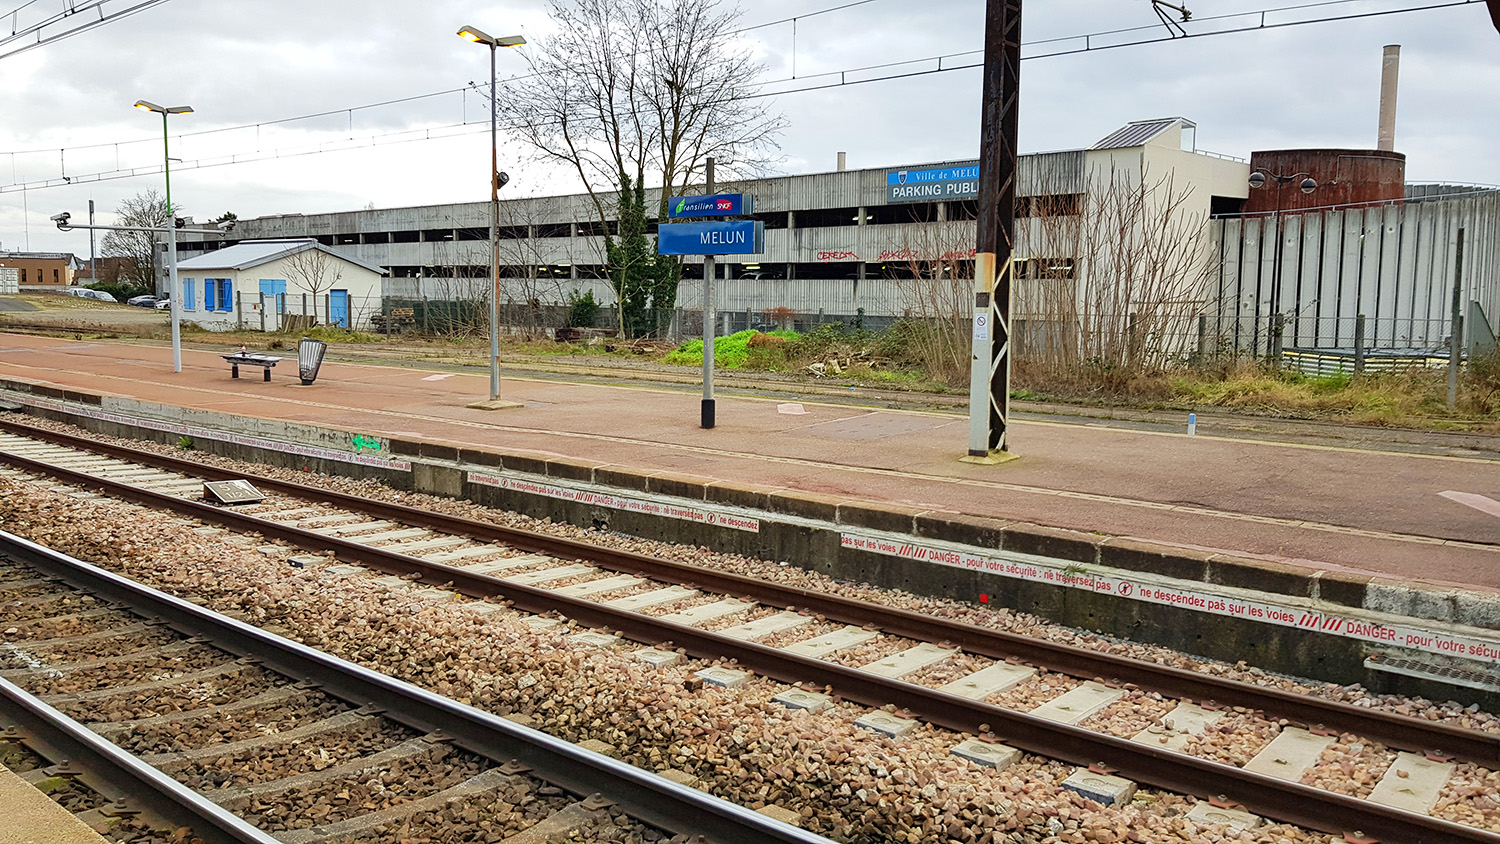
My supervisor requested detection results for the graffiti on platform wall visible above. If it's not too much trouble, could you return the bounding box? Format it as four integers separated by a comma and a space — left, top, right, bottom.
351, 434, 384, 453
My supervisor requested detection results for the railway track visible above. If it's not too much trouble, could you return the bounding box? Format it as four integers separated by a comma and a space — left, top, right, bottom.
0, 532, 830, 844
2, 417, 1499, 842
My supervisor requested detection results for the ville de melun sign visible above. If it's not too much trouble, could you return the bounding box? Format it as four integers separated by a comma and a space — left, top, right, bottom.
657, 220, 765, 256
887, 161, 979, 204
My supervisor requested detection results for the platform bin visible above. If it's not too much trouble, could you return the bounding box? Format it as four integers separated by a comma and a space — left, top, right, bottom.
297, 337, 328, 385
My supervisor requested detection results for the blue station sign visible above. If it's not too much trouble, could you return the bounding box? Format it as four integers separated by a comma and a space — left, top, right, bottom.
886, 161, 980, 204
667, 193, 754, 218
657, 220, 765, 256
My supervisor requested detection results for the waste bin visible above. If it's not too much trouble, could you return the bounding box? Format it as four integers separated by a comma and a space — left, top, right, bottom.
298, 337, 328, 385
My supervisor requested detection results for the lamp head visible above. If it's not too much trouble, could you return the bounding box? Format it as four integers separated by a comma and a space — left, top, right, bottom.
1248, 171, 1267, 190
134, 100, 193, 115
495, 171, 510, 190
1299, 177, 1317, 195
458, 25, 524, 47
458, 24, 493, 44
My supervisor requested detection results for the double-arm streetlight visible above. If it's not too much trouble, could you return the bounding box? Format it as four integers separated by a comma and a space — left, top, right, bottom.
457, 24, 525, 408
1248, 168, 1317, 360
135, 99, 193, 372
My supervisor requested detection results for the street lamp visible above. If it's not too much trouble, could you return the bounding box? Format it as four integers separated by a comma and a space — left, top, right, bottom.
135, 99, 193, 373
1248, 169, 1317, 361
458, 24, 525, 409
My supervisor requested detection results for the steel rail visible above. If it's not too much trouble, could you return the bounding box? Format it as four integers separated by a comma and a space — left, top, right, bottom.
0, 674, 281, 844
1, 438, 1498, 841
0, 529, 832, 844
1, 417, 1494, 769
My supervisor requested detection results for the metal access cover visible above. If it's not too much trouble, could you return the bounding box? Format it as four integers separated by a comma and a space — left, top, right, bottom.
203, 479, 266, 505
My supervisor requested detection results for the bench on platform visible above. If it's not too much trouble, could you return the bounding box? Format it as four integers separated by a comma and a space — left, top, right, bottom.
221, 352, 284, 382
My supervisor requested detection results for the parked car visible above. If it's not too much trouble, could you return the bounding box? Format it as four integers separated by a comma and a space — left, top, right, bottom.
62, 287, 118, 302
126, 295, 160, 307
153, 298, 172, 310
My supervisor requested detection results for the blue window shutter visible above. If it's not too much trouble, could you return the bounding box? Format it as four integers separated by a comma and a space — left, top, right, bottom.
221, 279, 233, 311
204, 279, 216, 312
184, 279, 195, 310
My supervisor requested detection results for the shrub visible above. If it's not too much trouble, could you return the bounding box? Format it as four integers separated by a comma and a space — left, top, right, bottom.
1465, 347, 1500, 415
566, 289, 600, 328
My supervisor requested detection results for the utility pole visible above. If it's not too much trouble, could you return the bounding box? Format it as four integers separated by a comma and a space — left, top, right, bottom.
966, 0, 1022, 461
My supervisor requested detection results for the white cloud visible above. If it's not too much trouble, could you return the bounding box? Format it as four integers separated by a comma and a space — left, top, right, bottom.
4, 0, 1497, 255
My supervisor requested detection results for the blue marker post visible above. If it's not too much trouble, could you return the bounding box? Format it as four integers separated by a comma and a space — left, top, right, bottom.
1188, 412, 1197, 436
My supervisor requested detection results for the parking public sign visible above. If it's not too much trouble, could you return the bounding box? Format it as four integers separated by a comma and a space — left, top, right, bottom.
657, 220, 765, 256
667, 193, 753, 217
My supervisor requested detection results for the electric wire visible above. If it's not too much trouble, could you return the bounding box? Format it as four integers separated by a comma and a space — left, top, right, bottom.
1, 0, 174, 60
0, 0, 1483, 195
0, 0, 1465, 158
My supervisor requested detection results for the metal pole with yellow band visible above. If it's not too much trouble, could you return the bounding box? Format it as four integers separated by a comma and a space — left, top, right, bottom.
966, 0, 1021, 462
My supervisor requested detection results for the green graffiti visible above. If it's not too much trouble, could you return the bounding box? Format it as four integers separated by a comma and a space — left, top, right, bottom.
351, 434, 383, 453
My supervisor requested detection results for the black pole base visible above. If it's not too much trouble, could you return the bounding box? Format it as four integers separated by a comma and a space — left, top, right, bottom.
701, 399, 716, 429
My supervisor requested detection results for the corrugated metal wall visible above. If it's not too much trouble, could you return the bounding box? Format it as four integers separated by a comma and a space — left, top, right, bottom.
1209, 191, 1500, 356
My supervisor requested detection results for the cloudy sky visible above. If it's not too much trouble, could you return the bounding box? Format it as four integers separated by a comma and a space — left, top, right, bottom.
2, 0, 1496, 256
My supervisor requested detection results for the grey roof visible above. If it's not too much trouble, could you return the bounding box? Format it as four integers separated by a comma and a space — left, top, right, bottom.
177, 239, 386, 275
1091, 117, 1190, 151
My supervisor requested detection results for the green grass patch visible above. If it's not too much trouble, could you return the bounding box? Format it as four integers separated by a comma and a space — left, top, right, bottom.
666, 329, 799, 369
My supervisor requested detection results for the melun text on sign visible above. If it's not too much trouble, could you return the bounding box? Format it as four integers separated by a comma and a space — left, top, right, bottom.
657, 220, 765, 256
667, 193, 754, 218
886, 161, 979, 203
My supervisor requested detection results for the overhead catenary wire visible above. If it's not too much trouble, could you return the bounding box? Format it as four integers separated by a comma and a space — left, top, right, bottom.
0, 0, 1483, 195
0, 0, 174, 60
0, 0, 1462, 158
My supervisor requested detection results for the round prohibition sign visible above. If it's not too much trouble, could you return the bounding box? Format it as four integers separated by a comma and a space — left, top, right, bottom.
1118, 582, 1134, 598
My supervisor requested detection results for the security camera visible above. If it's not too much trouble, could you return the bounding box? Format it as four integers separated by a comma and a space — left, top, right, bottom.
51, 212, 71, 228
217, 218, 237, 232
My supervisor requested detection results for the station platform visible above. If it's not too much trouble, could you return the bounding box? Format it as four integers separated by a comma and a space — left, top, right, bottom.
0, 761, 109, 844
8, 331, 1500, 697
0, 332, 1495, 594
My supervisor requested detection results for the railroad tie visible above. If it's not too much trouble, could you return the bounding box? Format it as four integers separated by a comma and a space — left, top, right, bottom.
1241, 727, 1335, 781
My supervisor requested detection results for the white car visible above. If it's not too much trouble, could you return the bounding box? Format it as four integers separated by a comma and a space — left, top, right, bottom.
63, 287, 118, 302
154, 298, 172, 310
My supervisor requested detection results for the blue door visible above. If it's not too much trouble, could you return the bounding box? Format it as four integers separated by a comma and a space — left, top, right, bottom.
330, 289, 350, 328
259, 280, 287, 330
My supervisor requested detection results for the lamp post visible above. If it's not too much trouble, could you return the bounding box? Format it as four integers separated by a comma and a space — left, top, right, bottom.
458, 25, 525, 409
134, 99, 193, 373
1248, 169, 1316, 362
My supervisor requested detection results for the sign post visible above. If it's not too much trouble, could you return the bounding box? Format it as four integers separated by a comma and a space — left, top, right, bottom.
703, 159, 717, 429
656, 168, 762, 429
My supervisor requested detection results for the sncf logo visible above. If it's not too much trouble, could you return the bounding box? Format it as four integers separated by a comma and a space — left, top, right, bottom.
716, 199, 734, 210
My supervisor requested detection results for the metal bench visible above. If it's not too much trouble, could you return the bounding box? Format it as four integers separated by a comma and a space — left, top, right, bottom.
221, 352, 284, 382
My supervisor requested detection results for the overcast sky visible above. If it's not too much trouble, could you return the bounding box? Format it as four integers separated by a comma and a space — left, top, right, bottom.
3, 0, 1497, 256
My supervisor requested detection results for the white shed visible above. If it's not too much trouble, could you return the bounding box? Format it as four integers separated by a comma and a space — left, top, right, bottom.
175, 239, 386, 332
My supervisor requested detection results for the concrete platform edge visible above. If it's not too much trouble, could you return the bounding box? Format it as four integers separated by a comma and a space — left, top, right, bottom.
6, 380, 1500, 706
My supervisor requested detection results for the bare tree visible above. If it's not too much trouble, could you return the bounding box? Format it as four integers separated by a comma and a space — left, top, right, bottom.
282, 245, 345, 329
499, 0, 785, 327
886, 215, 978, 386
100, 189, 169, 289
502, 0, 783, 224
1024, 166, 1216, 379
